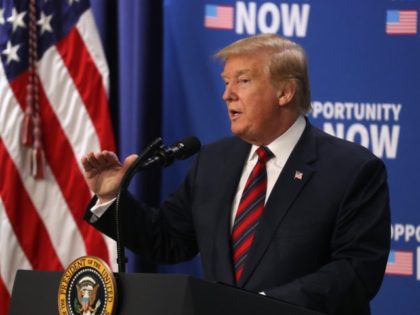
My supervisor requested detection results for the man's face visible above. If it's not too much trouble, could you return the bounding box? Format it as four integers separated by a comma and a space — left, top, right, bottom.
221, 54, 281, 145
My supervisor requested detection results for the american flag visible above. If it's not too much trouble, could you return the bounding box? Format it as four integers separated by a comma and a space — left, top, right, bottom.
0, 0, 116, 313
204, 4, 234, 30
385, 250, 413, 276
386, 10, 418, 35
294, 170, 303, 181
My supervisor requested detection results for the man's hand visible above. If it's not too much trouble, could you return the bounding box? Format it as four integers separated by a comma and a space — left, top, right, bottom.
81, 151, 138, 204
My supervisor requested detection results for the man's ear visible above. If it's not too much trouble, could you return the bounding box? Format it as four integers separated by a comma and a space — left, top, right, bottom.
277, 80, 296, 106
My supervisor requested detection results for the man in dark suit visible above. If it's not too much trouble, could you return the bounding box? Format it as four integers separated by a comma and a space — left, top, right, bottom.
82, 34, 390, 314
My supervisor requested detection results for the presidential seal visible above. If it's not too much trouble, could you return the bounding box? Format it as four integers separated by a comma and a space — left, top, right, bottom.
58, 256, 117, 315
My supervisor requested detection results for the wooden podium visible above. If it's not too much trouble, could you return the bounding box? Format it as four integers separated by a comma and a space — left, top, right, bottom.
9, 270, 324, 315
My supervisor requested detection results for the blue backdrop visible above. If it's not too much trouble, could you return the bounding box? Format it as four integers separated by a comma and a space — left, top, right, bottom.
92, 1, 420, 314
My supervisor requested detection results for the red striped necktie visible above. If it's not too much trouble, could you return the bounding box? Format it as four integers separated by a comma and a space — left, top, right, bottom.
232, 146, 273, 283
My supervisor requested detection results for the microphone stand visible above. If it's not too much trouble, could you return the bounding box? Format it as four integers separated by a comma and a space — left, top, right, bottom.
115, 137, 163, 273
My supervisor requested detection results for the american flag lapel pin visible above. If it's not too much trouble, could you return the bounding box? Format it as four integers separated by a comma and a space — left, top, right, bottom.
294, 170, 303, 180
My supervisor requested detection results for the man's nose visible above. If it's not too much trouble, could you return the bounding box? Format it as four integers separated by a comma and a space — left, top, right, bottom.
223, 83, 237, 102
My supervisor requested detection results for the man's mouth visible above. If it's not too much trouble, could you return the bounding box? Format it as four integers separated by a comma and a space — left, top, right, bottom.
229, 109, 241, 119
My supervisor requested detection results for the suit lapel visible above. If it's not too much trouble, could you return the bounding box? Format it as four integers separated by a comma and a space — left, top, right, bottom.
238, 122, 318, 287
213, 139, 251, 285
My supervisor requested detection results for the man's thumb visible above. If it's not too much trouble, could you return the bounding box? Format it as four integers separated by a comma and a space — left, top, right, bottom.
122, 154, 139, 171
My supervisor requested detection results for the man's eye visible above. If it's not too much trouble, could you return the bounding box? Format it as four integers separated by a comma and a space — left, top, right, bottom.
239, 79, 250, 84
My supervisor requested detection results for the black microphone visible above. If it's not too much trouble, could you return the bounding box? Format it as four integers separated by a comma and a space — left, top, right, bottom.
141, 136, 201, 168
115, 136, 201, 273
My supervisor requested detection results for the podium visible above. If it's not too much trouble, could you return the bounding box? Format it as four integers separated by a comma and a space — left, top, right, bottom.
9, 270, 324, 315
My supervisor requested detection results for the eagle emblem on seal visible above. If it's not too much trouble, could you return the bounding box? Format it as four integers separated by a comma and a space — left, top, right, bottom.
74, 276, 101, 315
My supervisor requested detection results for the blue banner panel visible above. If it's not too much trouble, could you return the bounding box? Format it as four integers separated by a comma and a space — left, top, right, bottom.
163, 1, 420, 313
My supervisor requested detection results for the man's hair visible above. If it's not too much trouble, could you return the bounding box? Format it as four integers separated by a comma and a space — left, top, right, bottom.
215, 34, 311, 113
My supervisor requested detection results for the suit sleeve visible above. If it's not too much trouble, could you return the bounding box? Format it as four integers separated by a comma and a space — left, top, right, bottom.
264, 157, 391, 314
84, 157, 200, 264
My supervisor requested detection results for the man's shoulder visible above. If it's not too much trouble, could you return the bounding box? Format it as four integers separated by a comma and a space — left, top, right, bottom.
308, 123, 381, 164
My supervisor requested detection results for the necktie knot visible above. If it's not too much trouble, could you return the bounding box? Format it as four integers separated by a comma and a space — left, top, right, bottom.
256, 146, 273, 164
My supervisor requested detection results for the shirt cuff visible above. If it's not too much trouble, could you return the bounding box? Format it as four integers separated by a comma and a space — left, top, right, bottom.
90, 198, 116, 223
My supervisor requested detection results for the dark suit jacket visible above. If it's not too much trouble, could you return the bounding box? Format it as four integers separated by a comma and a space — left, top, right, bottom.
86, 121, 390, 315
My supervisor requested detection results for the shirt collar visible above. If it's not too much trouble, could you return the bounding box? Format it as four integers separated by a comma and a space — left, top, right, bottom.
248, 115, 306, 166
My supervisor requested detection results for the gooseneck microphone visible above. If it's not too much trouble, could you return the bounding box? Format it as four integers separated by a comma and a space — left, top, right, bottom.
141, 136, 201, 168
119, 136, 201, 190
115, 136, 201, 273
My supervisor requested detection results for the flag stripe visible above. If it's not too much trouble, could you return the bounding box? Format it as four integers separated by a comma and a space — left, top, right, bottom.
0, 138, 63, 271
76, 10, 110, 93
56, 28, 116, 152
0, 274, 10, 315
37, 45, 102, 171
0, 199, 32, 293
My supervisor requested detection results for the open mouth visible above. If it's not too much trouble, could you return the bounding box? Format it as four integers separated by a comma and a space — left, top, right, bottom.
229, 109, 241, 119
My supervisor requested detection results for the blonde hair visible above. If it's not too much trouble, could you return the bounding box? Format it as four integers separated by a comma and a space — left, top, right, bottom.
215, 34, 311, 113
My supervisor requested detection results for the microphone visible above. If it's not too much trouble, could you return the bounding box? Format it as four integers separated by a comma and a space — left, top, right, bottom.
115, 136, 201, 273
141, 136, 201, 168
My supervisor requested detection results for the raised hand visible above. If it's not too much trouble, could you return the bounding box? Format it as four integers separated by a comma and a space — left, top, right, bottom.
81, 151, 138, 203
